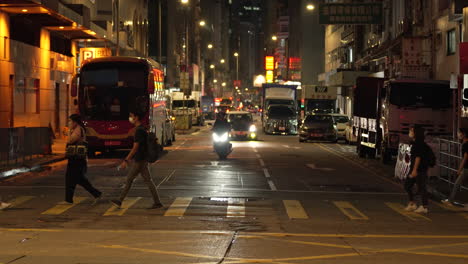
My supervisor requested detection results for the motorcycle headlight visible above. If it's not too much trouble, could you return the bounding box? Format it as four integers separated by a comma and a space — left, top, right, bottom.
213, 132, 229, 142
249, 124, 257, 132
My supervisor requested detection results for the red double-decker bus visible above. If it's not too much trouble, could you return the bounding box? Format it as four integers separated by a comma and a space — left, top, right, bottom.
72, 56, 173, 155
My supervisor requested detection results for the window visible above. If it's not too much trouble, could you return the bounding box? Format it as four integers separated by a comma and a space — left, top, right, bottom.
447, 29, 456, 55
14, 78, 40, 114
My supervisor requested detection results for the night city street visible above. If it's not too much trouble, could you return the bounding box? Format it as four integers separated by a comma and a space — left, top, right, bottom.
2, 0, 468, 263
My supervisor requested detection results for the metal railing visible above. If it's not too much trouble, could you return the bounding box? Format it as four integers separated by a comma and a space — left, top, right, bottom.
437, 138, 468, 192
0, 127, 53, 169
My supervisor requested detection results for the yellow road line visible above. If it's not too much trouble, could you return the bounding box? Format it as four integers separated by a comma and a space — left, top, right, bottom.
385, 202, 431, 221
316, 144, 401, 188
41, 197, 87, 215
227, 198, 245, 218
434, 201, 468, 220
333, 201, 369, 220
164, 197, 192, 217
283, 200, 308, 219
6, 196, 34, 208
401, 251, 468, 259
103, 197, 141, 216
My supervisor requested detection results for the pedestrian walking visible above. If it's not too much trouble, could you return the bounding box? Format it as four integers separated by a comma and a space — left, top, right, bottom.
405, 126, 431, 214
443, 128, 468, 206
111, 111, 163, 209
65, 114, 102, 204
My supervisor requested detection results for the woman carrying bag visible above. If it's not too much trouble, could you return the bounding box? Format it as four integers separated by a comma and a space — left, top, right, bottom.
65, 114, 102, 204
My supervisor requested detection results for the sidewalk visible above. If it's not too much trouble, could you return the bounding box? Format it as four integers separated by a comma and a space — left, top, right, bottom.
0, 139, 67, 179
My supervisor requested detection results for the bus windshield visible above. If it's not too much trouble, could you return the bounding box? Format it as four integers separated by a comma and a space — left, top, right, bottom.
79, 62, 148, 121
389, 82, 451, 108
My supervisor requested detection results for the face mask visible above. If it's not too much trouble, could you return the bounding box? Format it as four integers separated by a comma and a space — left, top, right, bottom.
129, 117, 135, 124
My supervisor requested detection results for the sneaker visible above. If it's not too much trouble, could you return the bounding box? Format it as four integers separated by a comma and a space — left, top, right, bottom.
404, 203, 417, 211
148, 203, 164, 209
0, 202, 11, 210
441, 199, 453, 205
111, 199, 122, 208
414, 206, 428, 214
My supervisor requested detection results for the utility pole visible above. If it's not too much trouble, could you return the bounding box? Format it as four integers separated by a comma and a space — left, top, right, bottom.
115, 0, 120, 56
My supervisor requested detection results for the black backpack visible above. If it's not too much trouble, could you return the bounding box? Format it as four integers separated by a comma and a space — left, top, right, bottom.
425, 144, 436, 168
146, 131, 161, 163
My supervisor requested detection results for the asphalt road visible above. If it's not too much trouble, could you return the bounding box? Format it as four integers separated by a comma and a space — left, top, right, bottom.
1, 123, 468, 263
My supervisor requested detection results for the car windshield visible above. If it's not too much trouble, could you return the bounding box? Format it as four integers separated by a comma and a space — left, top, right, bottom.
268, 107, 295, 118
79, 62, 148, 121
389, 82, 451, 108
228, 114, 252, 123
333, 116, 349, 123
304, 115, 333, 124
173, 100, 196, 108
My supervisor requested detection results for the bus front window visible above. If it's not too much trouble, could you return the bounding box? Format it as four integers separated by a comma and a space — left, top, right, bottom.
79, 62, 148, 121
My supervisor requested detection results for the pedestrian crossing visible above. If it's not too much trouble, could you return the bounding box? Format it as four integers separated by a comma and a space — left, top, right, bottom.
1, 195, 466, 222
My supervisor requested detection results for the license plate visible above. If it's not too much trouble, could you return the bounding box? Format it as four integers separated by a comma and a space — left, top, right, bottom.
311, 133, 323, 137
104, 141, 121, 146
279, 127, 286, 131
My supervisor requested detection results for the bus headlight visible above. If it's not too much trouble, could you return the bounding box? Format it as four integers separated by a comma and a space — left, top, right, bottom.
249, 125, 257, 132
213, 132, 229, 142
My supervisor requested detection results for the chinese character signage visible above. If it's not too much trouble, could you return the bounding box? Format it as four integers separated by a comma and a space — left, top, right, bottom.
265, 56, 275, 71
319, 3, 383, 25
80, 48, 112, 64
266, 70, 274, 83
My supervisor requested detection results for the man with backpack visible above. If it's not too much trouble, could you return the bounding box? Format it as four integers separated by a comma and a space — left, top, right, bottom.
405, 126, 435, 214
111, 111, 163, 209
443, 128, 468, 206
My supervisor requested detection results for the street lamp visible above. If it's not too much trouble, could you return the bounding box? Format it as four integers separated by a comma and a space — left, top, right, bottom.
210, 64, 215, 69
220, 59, 225, 64
222, 82, 226, 87
234, 52, 239, 57
199, 20, 206, 26
306, 4, 315, 10
272, 35, 278, 41
181, 0, 189, 4
233, 52, 239, 83
213, 79, 218, 83
208, 43, 213, 49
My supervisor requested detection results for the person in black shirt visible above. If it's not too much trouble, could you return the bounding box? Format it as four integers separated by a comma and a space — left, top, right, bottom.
404, 126, 430, 214
443, 128, 468, 205
111, 111, 163, 209
212, 112, 231, 133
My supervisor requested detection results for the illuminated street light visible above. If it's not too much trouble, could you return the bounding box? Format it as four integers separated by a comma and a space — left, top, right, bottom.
213, 79, 218, 83
210, 64, 215, 69
245, 88, 248, 91
234, 52, 239, 57
181, 0, 189, 4
207, 44, 213, 49
220, 59, 225, 64
306, 4, 315, 10
199, 20, 206, 26
222, 82, 226, 87
272, 35, 278, 41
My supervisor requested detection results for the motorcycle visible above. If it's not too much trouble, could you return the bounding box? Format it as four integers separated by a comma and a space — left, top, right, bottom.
212, 131, 232, 160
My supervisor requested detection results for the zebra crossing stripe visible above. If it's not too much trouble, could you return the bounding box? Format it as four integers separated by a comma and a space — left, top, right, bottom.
227, 198, 245, 218
6, 196, 34, 208
41, 197, 87, 215
103, 197, 142, 216
434, 202, 468, 220
333, 201, 368, 220
385, 202, 431, 221
164, 197, 192, 217
283, 200, 308, 219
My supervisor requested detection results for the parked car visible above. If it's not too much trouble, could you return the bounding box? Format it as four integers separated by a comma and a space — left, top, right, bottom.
344, 117, 357, 144
299, 114, 338, 143
227, 111, 258, 140
331, 114, 349, 141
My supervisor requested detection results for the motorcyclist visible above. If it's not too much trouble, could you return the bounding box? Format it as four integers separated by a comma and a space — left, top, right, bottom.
212, 112, 231, 133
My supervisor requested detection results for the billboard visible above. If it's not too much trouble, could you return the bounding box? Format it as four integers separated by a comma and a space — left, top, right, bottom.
319, 3, 383, 25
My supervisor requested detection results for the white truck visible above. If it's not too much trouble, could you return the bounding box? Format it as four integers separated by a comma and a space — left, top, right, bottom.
261, 84, 299, 134
172, 91, 204, 126
301, 85, 337, 114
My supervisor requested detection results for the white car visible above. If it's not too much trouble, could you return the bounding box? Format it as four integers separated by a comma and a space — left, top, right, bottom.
331, 114, 349, 141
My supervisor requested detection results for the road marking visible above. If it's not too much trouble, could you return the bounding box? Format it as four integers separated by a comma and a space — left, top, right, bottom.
103, 197, 142, 216
164, 197, 192, 217
227, 198, 245, 218
263, 168, 271, 178
333, 201, 368, 220
283, 200, 308, 219
268, 180, 277, 190
306, 163, 335, 171
385, 202, 431, 221
5, 196, 34, 208
259, 159, 265, 167
434, 202, 468, 220
41, 197, 87, 215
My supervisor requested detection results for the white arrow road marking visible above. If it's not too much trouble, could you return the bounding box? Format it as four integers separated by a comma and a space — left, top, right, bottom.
306, 164, 335, 171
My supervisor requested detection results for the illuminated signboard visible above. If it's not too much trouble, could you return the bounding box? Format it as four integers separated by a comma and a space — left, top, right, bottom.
80, 48, 111, 64
265, 56, 275, 71
153, 69, 164, 90
266, 70, 274, 83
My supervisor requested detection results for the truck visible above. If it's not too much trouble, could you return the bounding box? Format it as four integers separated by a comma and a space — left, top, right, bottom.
171, 91, 204, 126
261, 84, 299, 134
302, 85, 337, 114
353, 77, 452, 163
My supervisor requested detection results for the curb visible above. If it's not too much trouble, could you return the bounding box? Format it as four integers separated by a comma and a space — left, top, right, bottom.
0, 155, 66, 181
